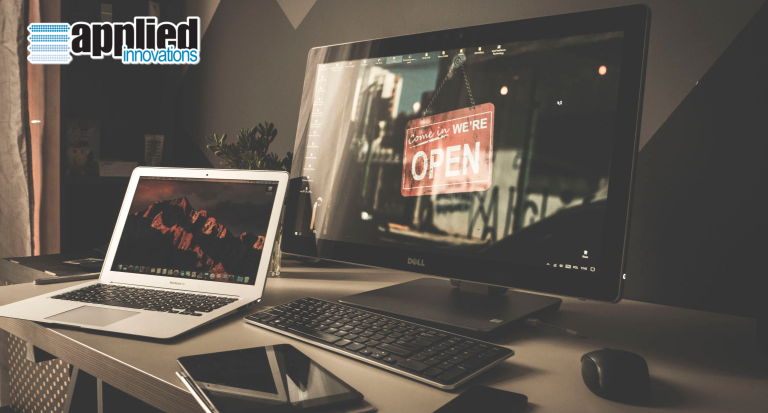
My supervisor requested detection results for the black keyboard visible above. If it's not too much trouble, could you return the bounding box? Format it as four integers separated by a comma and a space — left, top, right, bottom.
51, 284, 238, 316
245, 297, 514, 389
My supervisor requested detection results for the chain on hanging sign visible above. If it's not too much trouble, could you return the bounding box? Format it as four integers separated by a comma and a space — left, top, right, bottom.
422, 56, 477, 118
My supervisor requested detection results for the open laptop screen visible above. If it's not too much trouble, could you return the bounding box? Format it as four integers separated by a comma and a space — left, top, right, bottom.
110, 176, 278, 285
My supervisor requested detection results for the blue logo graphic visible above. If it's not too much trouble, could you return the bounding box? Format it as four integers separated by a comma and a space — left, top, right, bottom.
27, 23, 72, 64
27, 17, 200, 65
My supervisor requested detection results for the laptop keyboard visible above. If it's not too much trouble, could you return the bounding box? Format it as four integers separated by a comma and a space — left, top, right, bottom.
245, 297, 514, 389
51, 284, 238, 316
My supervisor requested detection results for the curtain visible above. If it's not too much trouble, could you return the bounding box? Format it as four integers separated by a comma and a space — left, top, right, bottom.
28, 0, 60, 255
0, 0, 32, 258
28, 0, 44, 255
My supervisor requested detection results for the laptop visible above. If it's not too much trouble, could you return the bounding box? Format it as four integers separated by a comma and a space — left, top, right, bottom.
0, 167, 288, 339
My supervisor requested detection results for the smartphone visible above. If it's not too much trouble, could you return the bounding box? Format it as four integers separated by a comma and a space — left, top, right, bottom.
434, 386, 528, 413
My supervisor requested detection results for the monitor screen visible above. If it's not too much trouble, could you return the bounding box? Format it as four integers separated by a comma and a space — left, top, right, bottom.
284, 7, 649, 301
111, 177, 278, 285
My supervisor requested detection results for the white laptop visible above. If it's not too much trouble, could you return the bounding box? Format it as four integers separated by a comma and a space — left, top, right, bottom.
0, 167, 288, 339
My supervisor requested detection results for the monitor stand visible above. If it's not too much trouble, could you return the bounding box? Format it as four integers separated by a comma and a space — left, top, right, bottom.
338, 278, 562, 338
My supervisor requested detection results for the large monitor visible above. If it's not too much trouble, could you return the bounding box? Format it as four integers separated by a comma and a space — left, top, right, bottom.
282, 6, 650, 334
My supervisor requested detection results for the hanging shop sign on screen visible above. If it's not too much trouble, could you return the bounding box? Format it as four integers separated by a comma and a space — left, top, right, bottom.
402, 103, 494, 197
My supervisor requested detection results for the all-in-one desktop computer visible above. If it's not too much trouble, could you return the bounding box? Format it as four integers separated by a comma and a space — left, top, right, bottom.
247, 5, 650, 388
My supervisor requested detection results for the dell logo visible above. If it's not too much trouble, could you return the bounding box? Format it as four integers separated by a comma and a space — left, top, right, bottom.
170, 281, 185, 286
407, 258, 425, 266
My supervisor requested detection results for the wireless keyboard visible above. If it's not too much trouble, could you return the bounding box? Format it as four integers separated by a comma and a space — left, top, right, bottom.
245, 297, 514, 389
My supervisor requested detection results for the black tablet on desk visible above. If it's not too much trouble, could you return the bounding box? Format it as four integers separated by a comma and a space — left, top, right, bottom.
177, 344, 364, 413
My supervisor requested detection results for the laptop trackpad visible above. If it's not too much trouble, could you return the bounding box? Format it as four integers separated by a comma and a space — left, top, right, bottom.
46, 306, 139, 327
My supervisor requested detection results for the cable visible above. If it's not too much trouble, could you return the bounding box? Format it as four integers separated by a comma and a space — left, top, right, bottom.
525, 318, 588, 338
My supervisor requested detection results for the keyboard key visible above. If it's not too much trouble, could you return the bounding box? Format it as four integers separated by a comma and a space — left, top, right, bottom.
288, 324, 341, 343
335, 339, 352, 347
398, 359, 429, 372
437, 361, 454, 370
359, 348, 372, 356
411, 338, 433, 347
395, 341, 422, 351
346, 343, 366, 351
423, 367, 444, 378
418, 332, 440, 341
382, 357, 397, 364
376, 343, 412, 357
461, 355, 492, 369
96, 300, 144, 309
438, 366, 470, 382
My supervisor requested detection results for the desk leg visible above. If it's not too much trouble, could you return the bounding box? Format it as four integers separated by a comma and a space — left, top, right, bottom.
97, 379, 164, 413
62, 368, 164, 413
25, 343, 57, 364
62, 367, 96, 413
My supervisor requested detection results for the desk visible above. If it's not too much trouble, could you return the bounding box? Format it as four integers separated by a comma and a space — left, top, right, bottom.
0, 262, 766, 412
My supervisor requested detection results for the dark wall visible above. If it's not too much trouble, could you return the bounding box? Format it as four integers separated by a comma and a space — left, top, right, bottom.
624, 3, 768, 317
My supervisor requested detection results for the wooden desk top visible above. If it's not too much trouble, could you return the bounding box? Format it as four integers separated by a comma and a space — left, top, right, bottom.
0, 262, 766, 412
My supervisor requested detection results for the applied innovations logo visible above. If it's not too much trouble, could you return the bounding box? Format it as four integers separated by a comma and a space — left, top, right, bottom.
27, 17, 200, 65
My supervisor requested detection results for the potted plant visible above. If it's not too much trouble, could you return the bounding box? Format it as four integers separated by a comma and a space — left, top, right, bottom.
206, 122, 292, 276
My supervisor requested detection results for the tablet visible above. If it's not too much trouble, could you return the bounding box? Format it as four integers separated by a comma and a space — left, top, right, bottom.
177, 344, 363, 413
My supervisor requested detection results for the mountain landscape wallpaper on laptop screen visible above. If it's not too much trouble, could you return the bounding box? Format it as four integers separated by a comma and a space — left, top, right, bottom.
111, 178, 276, 279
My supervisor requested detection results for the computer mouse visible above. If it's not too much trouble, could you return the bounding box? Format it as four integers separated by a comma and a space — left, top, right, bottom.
581, 348, 651, 404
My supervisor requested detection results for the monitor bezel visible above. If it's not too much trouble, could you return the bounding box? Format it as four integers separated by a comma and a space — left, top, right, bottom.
282, 5, 651, 303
